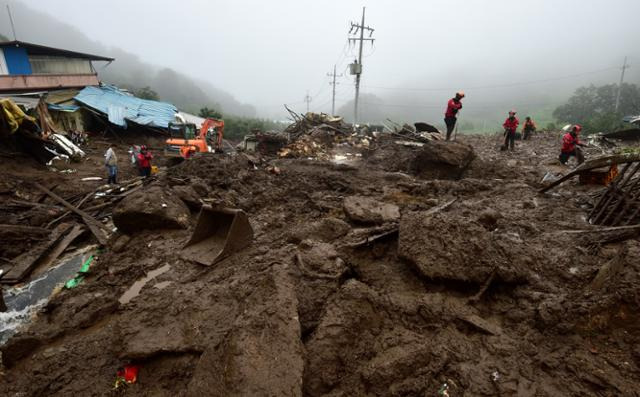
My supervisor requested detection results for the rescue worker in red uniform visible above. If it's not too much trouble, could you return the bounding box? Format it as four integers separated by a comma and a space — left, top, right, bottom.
522, 116, 536, 140
444, 91, 465, 141
137, 145, 153, 177
559, 125, 585, 165
501, 110, 519, 151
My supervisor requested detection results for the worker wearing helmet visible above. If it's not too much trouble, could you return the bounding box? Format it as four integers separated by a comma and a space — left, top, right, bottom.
559, 124, 585, 165
444, 91, 465, 140
522, 116, 537, 140
501, 110, 519, 151
137, 145, 154, 177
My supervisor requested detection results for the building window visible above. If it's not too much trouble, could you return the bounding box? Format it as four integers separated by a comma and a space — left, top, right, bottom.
29, 55, 92, 74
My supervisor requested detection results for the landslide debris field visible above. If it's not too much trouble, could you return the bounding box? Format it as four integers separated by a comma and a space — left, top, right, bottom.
1, 132, 640, 396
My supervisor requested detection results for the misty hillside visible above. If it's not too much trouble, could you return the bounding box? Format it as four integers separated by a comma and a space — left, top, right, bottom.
0, 0, 256, 117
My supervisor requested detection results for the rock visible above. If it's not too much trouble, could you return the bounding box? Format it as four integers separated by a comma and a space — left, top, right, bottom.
343, 196, 400, 225
187, 265, 304, 396
288, 217, 351, 243
113, 185, 190, 234
171, 185, 202, 210
409, 140, 475, 179
398, 211, 530, 284
110, 234, 131, 253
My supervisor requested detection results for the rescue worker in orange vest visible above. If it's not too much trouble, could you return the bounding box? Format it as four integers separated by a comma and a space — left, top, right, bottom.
501, 110, 519, 151
444, 91, 465, 140
522, 116, 537, 140
559, 125, 585, 165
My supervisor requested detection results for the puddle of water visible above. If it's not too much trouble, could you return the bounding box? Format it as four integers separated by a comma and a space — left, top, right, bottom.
1, 245, 97, 345
119, 264, 171, 305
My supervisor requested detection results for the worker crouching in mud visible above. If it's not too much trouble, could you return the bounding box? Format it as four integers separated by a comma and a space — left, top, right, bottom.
559, 124, 585, 165
444, 91, 465, 141
137, 145, 153, 177
522, 116, 536, 140
501, 110, 519, 151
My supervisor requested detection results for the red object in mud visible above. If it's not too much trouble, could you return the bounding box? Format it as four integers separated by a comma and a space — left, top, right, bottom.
117, 365, 140, 384
503, 116, 519, 132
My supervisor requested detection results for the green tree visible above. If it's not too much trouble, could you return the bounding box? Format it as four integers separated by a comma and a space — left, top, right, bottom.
553, 83, 640, 132
134, 86, 159, 101
198, 107, 223, 119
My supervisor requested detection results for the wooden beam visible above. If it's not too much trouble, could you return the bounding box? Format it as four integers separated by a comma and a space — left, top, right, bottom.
33, 183, 109, 245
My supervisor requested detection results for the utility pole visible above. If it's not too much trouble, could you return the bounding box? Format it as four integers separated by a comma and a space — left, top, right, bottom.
327, 64, 343, 116
615, 56, 630, 113
348, 7, 375, 124
304, 90, 312, 113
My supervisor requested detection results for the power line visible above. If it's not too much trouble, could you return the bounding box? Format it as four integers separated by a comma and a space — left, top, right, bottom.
361, 66, 619, 92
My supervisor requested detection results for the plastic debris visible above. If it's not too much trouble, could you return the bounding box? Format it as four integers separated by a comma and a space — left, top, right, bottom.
438, 383, 450, 396
491, 371, 500, 382
114, 364, 140, 389
64, 255, 94, 289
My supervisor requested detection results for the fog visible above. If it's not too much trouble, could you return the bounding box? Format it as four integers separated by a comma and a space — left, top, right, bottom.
2, 0, 640, 127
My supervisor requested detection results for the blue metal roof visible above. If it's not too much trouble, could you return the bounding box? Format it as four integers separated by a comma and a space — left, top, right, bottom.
74, 85, 177, 128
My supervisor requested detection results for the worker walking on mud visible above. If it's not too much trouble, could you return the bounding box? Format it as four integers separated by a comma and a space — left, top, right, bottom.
444, 91, 465, 141
559, 124, 585, 165
501, 110, 519, 151
137, 145, 153, 177
522, 116, 537, 140
104, 144, 118, 184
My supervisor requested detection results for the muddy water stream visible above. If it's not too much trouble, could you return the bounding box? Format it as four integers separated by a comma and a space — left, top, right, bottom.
0, 246, 97, 345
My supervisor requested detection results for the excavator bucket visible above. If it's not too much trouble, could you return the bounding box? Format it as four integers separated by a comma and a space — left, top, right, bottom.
181, 206, 253, 266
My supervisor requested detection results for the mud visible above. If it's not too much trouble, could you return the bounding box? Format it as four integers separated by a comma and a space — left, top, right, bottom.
1, 131, 640, 396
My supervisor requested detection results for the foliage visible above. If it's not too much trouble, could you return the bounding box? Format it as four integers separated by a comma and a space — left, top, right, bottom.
224, 115, 286, 141
198, 107, 223, 119
553, 83, 640, 133
197, 107, 285, 140
133, 86, 159, 101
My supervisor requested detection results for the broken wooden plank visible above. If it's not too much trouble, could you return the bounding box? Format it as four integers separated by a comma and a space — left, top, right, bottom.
30, 224, 85, 279
539, 153, 640, 193
33, 182, 109, 245
0, 223, 72, 284
0, 224, 50, 238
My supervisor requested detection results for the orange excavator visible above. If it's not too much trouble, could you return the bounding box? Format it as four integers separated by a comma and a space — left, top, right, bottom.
165, 116, 225, 158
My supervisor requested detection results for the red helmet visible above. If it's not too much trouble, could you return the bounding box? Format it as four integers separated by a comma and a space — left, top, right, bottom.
140, 145, 147, 151
573, 124, 582, 134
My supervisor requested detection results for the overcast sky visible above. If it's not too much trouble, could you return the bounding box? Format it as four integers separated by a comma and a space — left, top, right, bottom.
9, 0, 640, 118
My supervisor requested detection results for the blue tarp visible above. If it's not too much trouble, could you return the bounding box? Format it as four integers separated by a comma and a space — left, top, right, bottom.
74, 85, 177, 128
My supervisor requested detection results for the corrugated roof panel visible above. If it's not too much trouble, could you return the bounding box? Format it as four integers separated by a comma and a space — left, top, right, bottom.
74, 85, 177, 128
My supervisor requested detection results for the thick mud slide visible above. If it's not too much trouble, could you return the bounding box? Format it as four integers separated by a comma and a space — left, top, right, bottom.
1, 132, 640, 396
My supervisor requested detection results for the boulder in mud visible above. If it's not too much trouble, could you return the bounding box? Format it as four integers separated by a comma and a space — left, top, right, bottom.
288, 217, 351, 243
398, 211, 529, 284
409, 140, 475, 179
343, 196, 400, 224
113, 185, 190, 234
171, 184, 202, 210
